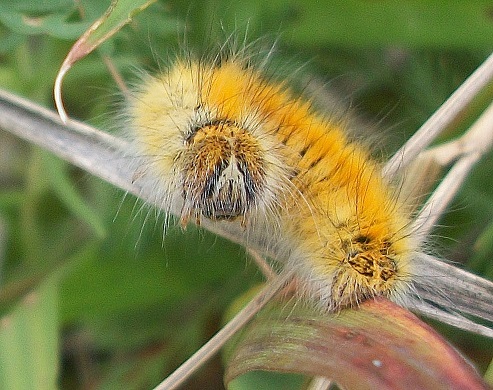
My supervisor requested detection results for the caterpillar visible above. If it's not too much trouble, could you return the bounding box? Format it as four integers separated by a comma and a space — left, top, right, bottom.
126, 49, 416, 312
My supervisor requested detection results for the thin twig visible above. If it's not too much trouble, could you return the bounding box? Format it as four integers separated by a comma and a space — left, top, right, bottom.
413, 153, 480, 243
246, 247, 277, 280
411, 100, 493, 242
384, 52, 493, 179
152, 268, 295, 390
102, 55, 130, 97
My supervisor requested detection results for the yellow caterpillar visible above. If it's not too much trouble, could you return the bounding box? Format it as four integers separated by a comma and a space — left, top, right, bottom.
127, 53, 416, 312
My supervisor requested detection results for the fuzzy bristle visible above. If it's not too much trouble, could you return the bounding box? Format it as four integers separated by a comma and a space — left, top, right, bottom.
127, 55, 416, 311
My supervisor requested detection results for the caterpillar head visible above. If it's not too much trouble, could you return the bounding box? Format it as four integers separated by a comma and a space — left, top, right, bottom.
179, 120, 266, 226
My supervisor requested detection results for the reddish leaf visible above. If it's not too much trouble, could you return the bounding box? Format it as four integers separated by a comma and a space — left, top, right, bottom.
226, 298, 488, 390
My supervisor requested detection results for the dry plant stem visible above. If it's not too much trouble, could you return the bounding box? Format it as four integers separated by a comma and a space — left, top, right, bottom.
153, 268, 296, 390
413, 153, 479, 242
0, 89, 134, 193
413, 253, 493, 327
246, 247, 277, 280
420, 100, 493, 167
412, 101, 493, 242
0, 89, 247, 251
409, 270, 493, 337
405, 101, 493, 336
102, 55, 130, 98
384, 51, 493, 179
408, 295, 493, 338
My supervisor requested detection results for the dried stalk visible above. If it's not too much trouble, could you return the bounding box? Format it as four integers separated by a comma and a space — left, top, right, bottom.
153, 268, 295, 390
383, 51, 493, 179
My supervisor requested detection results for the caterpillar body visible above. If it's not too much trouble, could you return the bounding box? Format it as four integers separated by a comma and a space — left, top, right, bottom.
127, 53, 416, 311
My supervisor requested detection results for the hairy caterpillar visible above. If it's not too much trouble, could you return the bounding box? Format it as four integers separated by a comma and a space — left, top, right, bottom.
126, 48, 416, 312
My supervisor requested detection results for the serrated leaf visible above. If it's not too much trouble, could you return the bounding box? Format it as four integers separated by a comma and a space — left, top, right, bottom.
226, 298, 488, 390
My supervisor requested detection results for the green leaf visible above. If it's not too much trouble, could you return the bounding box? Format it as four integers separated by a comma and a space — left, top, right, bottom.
59, 223, 251, 323
43, 153, 106, 239
226, 298, 489, 390
0, 277, 59, 390
0, 242, 99, 316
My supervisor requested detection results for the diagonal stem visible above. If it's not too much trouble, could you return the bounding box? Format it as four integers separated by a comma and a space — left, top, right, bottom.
153, 268, 295, 390
412, 100, 493, 243
384, 52, 493, 179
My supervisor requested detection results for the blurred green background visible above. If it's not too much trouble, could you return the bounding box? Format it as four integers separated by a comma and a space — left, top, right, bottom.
1, 0, 493, 389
